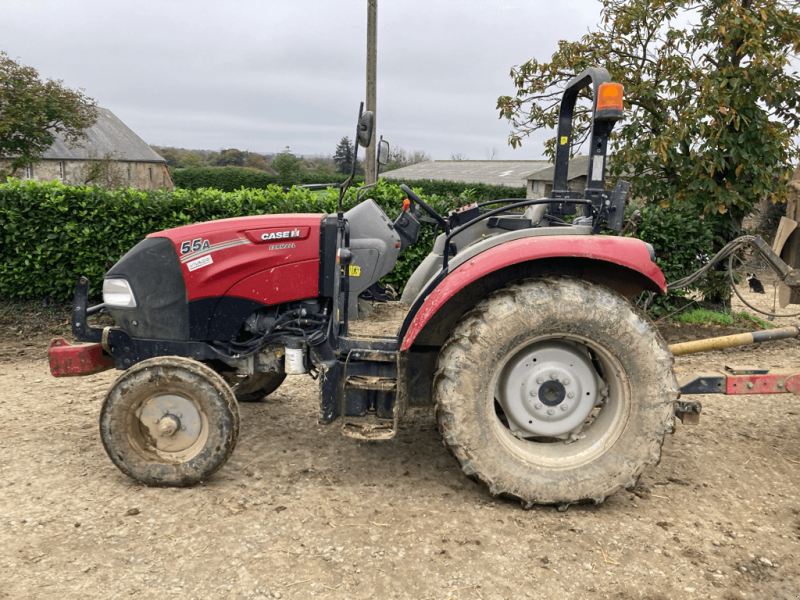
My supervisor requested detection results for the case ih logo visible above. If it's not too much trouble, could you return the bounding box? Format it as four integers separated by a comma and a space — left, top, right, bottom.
261, 229, 301, 241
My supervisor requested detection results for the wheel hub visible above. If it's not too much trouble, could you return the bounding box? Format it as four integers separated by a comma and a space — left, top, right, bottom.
496, 340, 599, 438
137, 394, 203, 452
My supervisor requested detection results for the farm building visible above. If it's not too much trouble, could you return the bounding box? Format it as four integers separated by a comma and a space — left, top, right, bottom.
524, 156, 590, 199
0, 107, 173, 190
381, 160, 549, 189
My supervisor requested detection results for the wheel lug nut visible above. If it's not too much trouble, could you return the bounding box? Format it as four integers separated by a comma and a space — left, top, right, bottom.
534, 403, 542, 410
529, 390, 537, 397
163, 409, 169, 416
563, 378, 570, 385
536, 378, 543, 384
176, 413, 182, 418
153, 418, 159, 424
560, 404, 569, 411
549, 373, 558, 380
547, 408, 555, 415
181, 426, 186, 431
568, 392, 574, 399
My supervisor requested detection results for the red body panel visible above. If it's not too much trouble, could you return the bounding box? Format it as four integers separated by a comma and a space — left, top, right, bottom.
149, 214, 324, 304
226, 260, 320, 305
48, 338, 115, 377
400, 235, 665, 351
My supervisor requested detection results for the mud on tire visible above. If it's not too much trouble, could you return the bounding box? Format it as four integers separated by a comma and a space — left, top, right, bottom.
433, 277, 678, 507
100, 356, 239, 487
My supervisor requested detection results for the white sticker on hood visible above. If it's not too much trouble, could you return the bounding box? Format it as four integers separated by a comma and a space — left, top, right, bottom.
187, 254, 213, 272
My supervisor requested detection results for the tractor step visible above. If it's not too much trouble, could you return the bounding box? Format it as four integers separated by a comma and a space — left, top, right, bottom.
336, 348, 400, 440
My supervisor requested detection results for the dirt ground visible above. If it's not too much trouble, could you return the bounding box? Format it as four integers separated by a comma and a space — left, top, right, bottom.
1, 286, 799, 600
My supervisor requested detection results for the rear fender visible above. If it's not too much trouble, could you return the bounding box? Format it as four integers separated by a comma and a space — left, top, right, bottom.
399, 235, 665, 351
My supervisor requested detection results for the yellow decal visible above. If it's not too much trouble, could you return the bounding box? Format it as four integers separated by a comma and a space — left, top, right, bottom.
349, 265, 361, 277
560, 136, 568, 145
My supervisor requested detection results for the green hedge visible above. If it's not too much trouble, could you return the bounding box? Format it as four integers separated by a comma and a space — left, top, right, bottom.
173, 167, 361, 192
382, 178, 526, 202
173, 167, 526, 202
0, 179, 458, 302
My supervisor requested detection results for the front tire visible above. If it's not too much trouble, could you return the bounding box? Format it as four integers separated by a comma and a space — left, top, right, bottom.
221, 372, 287, 402
100, 357, 239, 486
434, 277, 678, 507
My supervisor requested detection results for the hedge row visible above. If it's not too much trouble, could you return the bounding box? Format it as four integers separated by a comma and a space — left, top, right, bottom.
172, 167, 527, 202
0, 179, 459, 302
381, 178, 526, 202
172, 167, 360, 192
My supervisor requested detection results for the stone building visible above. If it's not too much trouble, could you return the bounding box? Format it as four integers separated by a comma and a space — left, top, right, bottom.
1, 107, 173, 190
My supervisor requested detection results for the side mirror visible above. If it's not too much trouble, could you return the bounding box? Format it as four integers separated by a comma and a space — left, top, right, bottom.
357, 111, 374, 148
377, 139, 389, 166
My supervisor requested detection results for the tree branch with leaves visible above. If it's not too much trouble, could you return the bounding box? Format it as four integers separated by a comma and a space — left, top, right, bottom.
0, 52, 98, 176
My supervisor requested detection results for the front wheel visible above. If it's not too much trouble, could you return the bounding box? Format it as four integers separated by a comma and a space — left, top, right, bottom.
221, 372, 287, 402
434, 277, 678, 507
100, 357, 239, 486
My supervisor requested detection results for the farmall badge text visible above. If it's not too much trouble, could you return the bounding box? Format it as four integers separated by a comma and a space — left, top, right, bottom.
262, 229, 301, 241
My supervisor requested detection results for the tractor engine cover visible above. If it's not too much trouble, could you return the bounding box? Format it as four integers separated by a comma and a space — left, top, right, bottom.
104, 214, 324, 342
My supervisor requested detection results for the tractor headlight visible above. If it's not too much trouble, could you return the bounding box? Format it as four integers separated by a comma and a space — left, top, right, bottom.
103, 278, 137, 308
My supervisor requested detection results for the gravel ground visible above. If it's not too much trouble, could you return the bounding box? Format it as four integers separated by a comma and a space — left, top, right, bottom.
1, 287, 799, 599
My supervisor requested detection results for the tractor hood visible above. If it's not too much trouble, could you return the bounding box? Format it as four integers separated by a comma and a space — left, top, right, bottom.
103, 213, 325, 342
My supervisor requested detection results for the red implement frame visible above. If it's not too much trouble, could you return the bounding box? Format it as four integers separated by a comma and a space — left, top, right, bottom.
48, 338, 114, 377
678, 368, 800, 396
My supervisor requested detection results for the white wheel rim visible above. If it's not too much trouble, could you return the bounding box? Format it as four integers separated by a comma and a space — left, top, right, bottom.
490, 333, 631, 470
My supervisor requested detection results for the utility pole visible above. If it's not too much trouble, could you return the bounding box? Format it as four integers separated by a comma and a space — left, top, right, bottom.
365, 0, 378, 185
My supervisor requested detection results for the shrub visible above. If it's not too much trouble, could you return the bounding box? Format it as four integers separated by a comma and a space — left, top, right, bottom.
629, 203, 721, 316
0, 179, 454, 302
173, 168, 526, 203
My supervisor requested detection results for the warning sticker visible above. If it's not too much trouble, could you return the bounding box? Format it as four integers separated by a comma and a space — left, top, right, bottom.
187, 254, 213, 272
560, 136, 568, 145
349, 265, 361, 277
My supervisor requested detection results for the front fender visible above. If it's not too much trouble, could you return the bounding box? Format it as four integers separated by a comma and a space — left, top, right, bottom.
399, 235, 665, 351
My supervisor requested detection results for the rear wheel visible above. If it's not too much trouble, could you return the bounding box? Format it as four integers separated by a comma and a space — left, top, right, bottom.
100, 357, 239, 486
221, 372, 287, 402
434, 277, 677, 507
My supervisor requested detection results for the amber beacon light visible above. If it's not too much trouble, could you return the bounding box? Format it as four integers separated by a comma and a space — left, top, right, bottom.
597, 82, 624, 111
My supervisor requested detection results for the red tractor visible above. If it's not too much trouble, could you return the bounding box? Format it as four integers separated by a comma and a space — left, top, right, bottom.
50, 68, 682, 507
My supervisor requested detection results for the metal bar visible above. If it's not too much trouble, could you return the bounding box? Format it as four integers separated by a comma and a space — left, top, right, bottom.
678, 369, 800, 395
668, 326, 799, 356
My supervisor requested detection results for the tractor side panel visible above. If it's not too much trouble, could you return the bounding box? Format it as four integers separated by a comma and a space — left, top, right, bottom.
150, 214, 323, 301
400, 235, 665, 352
224, 260, 320, 306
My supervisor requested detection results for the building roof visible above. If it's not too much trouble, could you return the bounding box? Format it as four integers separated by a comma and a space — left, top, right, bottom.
42, 108, 165, 163
381, 160, 550, 188
524, 156, 590, 182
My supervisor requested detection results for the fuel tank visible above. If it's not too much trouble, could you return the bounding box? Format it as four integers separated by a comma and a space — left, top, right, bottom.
105, 213, 325, 342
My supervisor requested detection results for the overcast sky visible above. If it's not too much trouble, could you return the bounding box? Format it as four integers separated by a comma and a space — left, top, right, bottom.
1, 0, 603, 161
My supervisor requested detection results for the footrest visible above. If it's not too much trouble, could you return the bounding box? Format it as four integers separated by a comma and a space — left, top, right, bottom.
341, 418, 396, 440
346, 376, 397, 391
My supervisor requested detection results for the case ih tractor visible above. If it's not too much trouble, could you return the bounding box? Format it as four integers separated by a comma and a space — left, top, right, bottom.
49, 67, 800, 507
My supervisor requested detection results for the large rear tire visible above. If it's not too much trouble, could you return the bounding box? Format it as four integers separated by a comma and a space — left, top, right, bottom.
433, 277, 678, 507
100, 357, 239, 487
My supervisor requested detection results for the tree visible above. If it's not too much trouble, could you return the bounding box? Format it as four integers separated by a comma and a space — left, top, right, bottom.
497, 0, 800, 228
333, 136, 354, 174
272, 146, 301, 187
178, 152, 204, 169
244, 152, 269, 171
0, 52, 98, 176
213, 148, 246, 167
450, 152, 468, 161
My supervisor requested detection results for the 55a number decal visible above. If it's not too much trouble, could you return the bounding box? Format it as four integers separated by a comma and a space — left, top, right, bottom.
180, 238, 210, 255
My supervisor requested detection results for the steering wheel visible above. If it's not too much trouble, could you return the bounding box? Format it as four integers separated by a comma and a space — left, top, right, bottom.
400, 184, 449, 234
